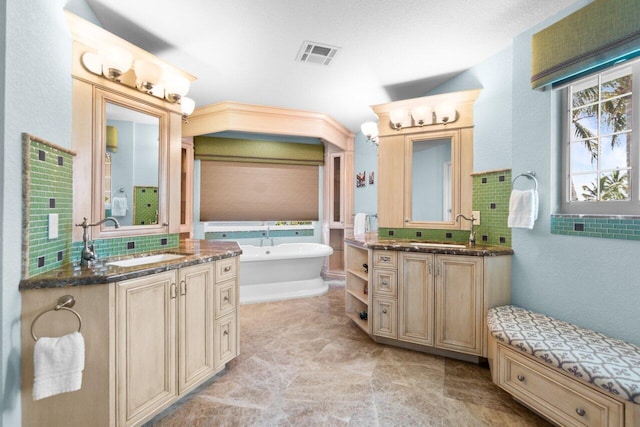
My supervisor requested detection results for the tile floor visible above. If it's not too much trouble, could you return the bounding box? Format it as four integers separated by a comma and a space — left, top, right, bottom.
147, 284, 551, 426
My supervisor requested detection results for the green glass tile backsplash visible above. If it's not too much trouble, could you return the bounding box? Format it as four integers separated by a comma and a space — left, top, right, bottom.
25, 136, 75, 277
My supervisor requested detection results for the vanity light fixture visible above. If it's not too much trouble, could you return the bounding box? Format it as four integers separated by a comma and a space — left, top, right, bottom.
360, 121, 379, 146
181, 97, 196, 123
388, 103, 457, 130
80, 45, 190, 104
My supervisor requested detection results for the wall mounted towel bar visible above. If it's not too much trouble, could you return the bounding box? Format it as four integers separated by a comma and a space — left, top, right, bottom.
31, 295, 82, 341
512, 171, 538, 191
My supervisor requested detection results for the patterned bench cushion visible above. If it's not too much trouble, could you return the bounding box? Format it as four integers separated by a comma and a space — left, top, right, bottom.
487, 305, 640, 404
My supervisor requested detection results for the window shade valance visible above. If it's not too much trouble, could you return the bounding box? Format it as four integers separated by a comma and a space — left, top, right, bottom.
194, 136, 324, 166
531, 0, 640, 90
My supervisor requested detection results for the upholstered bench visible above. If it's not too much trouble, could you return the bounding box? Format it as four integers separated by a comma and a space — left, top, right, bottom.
487, 305, 640, 427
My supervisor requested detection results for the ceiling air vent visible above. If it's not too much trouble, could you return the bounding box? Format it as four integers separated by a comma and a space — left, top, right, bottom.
296, 41, 340, 66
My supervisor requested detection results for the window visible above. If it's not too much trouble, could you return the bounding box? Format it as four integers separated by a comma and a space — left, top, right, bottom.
563, 60, 640, 215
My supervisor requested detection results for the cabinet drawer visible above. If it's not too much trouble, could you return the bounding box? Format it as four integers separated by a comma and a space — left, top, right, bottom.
215, 279, 237, 318
372, 297, 397, 339
497, 345, 624, 427
214, 312, 238, 369
216, 257, 237, 283
373, 250, 397, 269
373, 269, 397, 297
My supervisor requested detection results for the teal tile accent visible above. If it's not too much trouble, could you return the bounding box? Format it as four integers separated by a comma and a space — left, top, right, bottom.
377, 169, 512, 247
205, 228, 314, 240
472, 170, 511, 247
551, 214, 640, 241
70, 233, 179, 263
25, 136, 75, 277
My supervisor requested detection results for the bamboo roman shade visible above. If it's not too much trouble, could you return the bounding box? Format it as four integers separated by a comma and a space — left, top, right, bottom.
531, 0, 640, 89
199, 161, 319, 221
194, 136, 324, 166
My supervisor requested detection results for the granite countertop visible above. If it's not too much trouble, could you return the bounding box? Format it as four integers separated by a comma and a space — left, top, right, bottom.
345, 234, 514, 256
19, 239, 242, 291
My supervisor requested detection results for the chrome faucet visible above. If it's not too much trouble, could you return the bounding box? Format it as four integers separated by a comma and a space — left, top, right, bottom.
455, 213, 477, 247
75, 217, 120, 267
259, 227, 274, 247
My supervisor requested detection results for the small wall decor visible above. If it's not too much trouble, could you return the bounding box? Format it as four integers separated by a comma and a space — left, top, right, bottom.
369, 171, 375, 185
356, 171, 366, 187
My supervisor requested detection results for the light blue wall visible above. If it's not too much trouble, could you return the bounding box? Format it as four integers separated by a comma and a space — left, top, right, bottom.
353, 132, 378, 230
1, 2, 96, 425
411, 0, 640, 345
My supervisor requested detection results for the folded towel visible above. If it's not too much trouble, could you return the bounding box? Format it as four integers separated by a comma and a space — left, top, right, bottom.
33, 331, 85, 400
111, 196, 128, 217
508, 189, 538, 229
354, 213, 369, 235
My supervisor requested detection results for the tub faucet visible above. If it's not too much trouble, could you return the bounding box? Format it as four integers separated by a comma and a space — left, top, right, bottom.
455, 213, 477, 247
259, 228, 274, 247
75, 217, 120, 267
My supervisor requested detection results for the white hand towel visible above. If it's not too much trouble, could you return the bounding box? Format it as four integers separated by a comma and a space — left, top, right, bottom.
353, 213, 369, 235
508, 189, 538, 229
33, 331, 85, 400
111, 197, 128, 217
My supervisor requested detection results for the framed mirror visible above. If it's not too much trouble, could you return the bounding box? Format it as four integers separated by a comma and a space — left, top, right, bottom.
93, 89, 169, 237
404, 130, 460, 228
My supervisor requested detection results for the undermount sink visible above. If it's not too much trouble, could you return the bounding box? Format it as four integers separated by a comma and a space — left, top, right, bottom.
410, 242, 467, 249
106, 253, 186, 268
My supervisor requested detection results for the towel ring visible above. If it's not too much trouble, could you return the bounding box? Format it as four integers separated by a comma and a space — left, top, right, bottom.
31, 295, 82, 342
512, 171, 538, 191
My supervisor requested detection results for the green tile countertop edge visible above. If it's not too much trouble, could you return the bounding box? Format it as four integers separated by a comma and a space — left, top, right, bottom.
346, 235, 514, 257
19, 240, 242, 291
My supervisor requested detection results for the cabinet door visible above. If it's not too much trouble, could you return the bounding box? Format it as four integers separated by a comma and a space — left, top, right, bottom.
434, 255, 483, 355
178, 262, 215, 393
372, 297, 397, 339
398, 253, 434, 346
117, 271, 177, 427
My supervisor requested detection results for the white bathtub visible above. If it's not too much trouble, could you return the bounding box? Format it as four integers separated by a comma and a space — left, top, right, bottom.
239, 243, 333, 304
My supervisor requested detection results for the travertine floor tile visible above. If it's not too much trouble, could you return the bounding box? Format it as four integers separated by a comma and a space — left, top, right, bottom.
147, 284, 551, 426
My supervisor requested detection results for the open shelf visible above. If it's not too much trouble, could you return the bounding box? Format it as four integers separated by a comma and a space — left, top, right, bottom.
345, 242, 371, 335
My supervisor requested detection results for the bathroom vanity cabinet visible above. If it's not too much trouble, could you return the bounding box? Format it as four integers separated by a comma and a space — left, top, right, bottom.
345, 239, 511, 361
20, 252, 239, 427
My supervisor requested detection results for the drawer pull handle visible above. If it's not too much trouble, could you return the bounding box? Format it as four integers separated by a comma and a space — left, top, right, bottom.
223, 330, 229, 336
576, 408, 586, 417
517, 374, 525, 382
382, 280, 388, 286
223, 296, 229, 302
223, 266, 232, 272
382, 309, 388, 314
380, 256, 391, 262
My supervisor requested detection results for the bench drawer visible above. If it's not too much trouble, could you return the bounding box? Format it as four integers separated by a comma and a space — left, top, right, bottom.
497, 344, 624, 427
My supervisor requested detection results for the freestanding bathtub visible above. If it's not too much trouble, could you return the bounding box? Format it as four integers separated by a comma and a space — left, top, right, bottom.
239, 243, 333, 304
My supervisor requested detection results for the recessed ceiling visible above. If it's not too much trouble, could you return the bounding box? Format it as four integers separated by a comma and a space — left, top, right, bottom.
84, 0, 580, 132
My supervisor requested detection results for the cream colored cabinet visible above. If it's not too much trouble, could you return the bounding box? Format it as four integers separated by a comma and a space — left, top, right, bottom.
354, 248, 511, 360
397, 252, 483, 355
116, 259, 237, 427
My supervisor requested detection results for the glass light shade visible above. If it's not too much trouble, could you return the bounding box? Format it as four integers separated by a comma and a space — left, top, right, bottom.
81, 51, 103, 75
134, 59, 162, 90
360, 121, 378, 139
410, 105, 432, 126
164, 72, 190, 102
181, 97, 196, 116
436, 103, 457, 123
99, 45, 132, 79
106, 125, 118, 152
389, 109, 408, 129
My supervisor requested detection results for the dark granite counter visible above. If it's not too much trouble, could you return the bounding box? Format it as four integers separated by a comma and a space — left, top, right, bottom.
345, 234, 514, 256
19, 239, 241, 291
